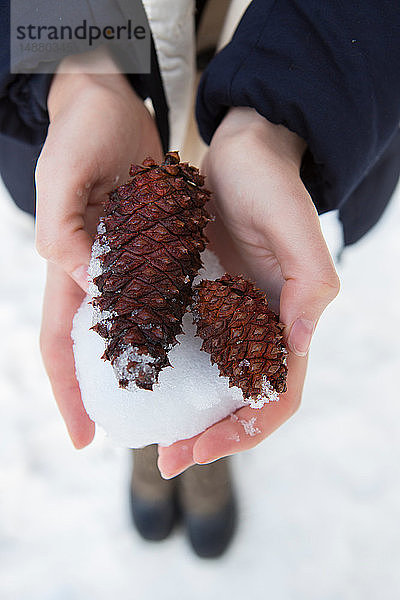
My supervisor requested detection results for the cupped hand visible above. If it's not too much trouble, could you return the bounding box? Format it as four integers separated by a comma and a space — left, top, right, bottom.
36, 52, 163, 447
158, 107, 340, 477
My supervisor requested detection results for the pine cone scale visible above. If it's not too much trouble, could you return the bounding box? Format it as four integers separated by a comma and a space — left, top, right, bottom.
193, 275, 288, 404
90, 152, 211, 390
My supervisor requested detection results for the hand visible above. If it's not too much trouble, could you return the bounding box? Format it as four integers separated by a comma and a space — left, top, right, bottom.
36, 52, 163, 448
158, 107, 340, 477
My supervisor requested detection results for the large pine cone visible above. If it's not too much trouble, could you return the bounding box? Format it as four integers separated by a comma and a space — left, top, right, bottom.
90, 152, 211, 390
193, 274, 288, 404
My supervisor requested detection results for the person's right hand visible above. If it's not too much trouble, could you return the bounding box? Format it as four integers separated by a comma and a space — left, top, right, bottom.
36, 52, 163, 448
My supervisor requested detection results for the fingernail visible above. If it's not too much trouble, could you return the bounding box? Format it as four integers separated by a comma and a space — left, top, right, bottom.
159, 471, 174, 480
194, 452, 219, 465
157, 459, 194, 479
158, 466, 188, 479
194, 459, 215, 465
288, 318, 315, 356
71, 265, 89, 293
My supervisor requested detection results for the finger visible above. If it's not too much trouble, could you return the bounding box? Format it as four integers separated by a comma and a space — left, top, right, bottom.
263, 193, 340, 356
40, 263, 95, 448
280, 276, 339, 356
35, 152, 95, 292
192, 352, 307, 464
157, 435, 200, 479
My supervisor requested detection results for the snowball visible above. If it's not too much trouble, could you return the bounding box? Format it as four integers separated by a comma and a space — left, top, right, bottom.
71, 249, 279, 448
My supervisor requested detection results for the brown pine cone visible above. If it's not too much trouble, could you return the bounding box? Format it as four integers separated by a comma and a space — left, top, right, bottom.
192, 274, 288, 404
90, 151, 211, 390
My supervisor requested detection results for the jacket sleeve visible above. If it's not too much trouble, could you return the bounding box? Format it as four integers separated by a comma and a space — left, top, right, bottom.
0, 1, 53, 145
196, 0, 400, 214
0, 0, 169, 151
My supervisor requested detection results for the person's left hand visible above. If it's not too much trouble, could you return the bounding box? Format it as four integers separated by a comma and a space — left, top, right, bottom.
157, 107, 339, 477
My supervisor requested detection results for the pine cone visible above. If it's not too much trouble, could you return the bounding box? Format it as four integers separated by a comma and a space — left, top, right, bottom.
90, 151, 211, 390
193, 274, 288, 404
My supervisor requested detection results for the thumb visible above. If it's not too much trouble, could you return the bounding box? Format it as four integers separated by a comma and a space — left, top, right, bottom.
35, 160, 94, 293
36, 220, 92, 293
280, 274, 340, 357
268, 190, 340, 357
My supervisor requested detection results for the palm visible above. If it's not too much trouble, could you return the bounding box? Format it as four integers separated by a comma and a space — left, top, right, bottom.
202, 149, 288, 312
206, 211, 284, 311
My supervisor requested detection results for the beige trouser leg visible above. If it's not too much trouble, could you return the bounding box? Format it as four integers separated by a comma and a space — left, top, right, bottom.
131, 445, 175, 503
178, 458, 233, 516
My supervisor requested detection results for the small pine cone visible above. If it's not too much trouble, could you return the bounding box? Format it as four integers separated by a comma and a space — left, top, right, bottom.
193, 274, 288, 404
90, 151, 211, 390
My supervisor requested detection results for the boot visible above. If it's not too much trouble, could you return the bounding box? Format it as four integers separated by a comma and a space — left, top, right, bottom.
130, 444, 178, 541
178, 458, 237, 558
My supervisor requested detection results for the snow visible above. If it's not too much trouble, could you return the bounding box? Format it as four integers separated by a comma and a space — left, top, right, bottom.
73, 247, 280, 447
239, 417, 261, 437
231, 413, 262, 436
1, 174, 400, 599
72, 294, 246, 447
246, 376, 280, 408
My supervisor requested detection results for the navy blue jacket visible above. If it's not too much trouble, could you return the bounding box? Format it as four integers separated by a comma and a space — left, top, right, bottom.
196, 0, 400, 245
1, 0, 400, 246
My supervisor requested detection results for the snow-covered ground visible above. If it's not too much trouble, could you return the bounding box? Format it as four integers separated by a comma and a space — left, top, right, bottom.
0, 174, 399, 600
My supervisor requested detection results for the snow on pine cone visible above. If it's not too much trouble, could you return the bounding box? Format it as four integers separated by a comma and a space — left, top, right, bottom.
192, 274, 288, 406
89, 151, 211, 390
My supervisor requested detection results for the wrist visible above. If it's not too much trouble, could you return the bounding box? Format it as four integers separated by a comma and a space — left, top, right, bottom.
47, 49, 128, 121
213, 107, 306, 172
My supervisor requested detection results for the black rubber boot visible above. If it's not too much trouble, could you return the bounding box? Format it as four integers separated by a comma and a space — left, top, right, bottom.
178, 458, 237, 558
130, 444, 178, 541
